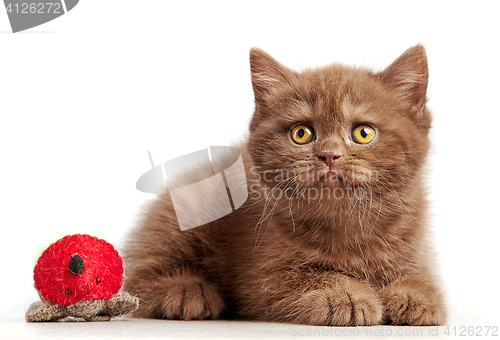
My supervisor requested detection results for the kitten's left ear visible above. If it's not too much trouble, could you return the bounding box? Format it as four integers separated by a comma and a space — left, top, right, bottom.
249, 48, 293, 107
379, 45, 429, 116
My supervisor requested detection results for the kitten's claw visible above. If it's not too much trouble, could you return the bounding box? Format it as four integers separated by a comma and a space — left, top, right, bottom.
157, 275, 224, 320
290, 279, 383, 326
381, 285, 446, 325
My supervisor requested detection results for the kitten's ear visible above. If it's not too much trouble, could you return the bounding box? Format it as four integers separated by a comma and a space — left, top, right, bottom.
250, 48, 292, 106
379, 45, 429, 115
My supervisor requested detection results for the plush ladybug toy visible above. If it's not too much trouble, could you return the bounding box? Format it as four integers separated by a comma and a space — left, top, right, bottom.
26, 234, 139, 322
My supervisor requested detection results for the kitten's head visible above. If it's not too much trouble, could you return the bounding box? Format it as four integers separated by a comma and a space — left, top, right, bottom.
247, 46, 431, 212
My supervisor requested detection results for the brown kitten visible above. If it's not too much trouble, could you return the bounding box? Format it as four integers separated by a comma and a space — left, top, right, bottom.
123, 45, 447, 326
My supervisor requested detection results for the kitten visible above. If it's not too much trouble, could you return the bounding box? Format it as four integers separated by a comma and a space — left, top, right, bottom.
123, 45, 447, 326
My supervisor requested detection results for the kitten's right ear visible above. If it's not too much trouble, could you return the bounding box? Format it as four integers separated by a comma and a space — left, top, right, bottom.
379, 45, 429, 116
250, 48, 292, 107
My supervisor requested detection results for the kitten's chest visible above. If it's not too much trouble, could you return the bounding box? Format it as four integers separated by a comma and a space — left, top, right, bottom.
224, 204, 415, 288
318, 244, 407, 287
259, 225, 412, 287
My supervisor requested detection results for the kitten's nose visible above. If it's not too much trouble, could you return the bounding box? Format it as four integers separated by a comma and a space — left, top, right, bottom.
318, 151, 342, 168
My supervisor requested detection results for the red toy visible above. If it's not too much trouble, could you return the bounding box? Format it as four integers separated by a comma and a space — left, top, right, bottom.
26, 234, 139, 322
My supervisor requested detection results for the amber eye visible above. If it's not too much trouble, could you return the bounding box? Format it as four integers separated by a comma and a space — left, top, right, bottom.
291, 124, 315, 145
351, 124, 376, 144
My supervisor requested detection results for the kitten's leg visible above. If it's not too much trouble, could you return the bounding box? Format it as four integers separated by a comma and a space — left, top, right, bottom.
379, 272, 447, 325
123, 193, 225, 320
127, 269, 224, 320
261, 272, 383, 326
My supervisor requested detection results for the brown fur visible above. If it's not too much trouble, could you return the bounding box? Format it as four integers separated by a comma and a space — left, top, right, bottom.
123, 45, 447, 326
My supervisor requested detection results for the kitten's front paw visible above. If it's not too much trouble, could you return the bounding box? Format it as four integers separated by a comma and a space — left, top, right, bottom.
292, 280, 382, 326
157, 275, 224, 320
381, 285, 446, 326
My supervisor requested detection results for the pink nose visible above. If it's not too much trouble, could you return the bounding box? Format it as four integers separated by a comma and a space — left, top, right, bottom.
318, 151, 342, 168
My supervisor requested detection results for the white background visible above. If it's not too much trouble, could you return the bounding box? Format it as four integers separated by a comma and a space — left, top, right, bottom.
0, 0, 499, 327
